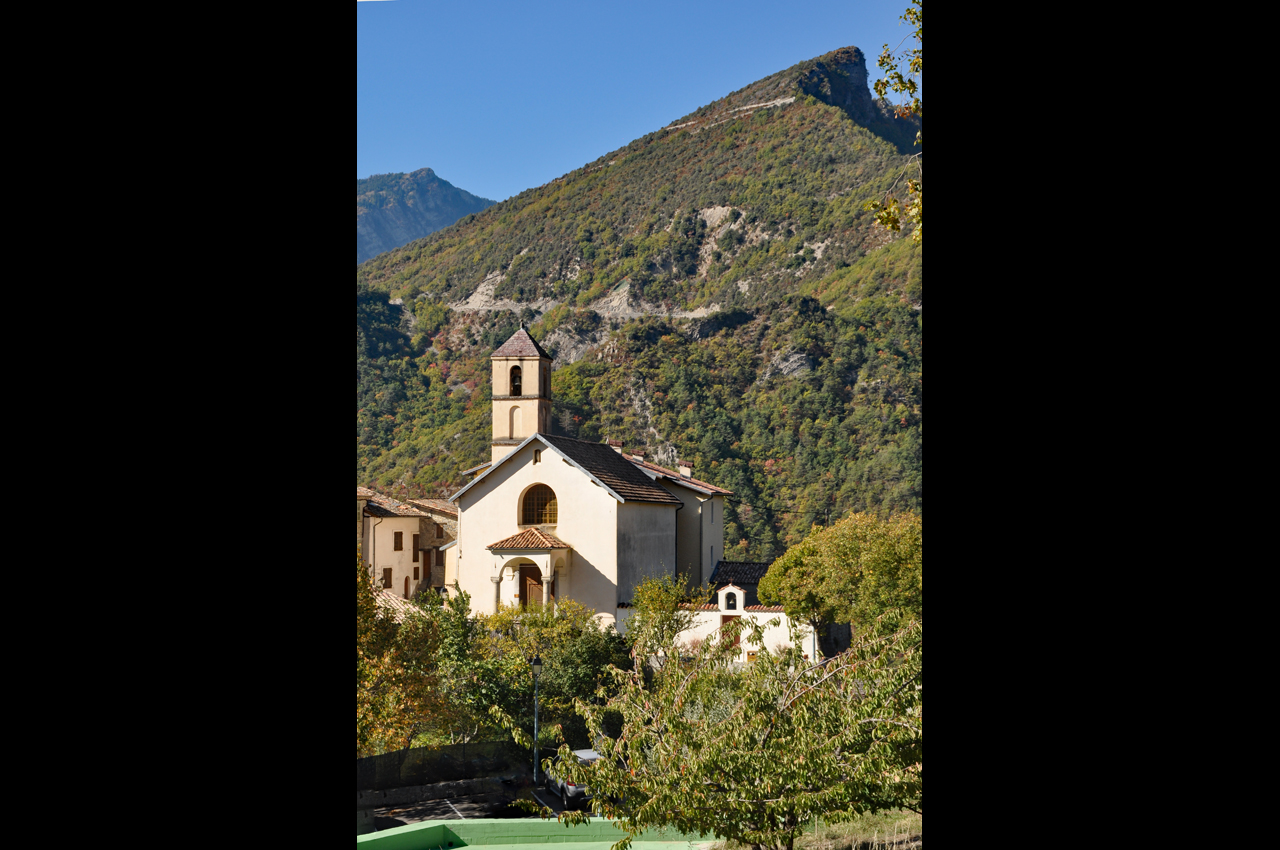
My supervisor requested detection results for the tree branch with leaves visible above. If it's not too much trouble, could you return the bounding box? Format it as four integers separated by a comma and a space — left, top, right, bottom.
866, 1, 922, 243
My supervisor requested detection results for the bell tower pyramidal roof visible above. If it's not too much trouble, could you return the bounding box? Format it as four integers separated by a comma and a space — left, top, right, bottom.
491, 327, 552, 360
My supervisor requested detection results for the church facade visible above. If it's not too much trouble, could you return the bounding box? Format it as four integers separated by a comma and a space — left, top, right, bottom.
447, 329, 732, 627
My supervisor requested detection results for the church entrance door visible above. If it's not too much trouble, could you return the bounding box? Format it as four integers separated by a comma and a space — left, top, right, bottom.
518, 565, 556, 607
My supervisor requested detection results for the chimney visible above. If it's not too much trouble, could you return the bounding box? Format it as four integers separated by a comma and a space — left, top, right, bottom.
631, 451, 645, 461
677, 460, 692, 477
607, 439, 623, 454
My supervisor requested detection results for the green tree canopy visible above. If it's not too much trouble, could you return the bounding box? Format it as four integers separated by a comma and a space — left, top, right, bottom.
623, 573, 714, 667
757, 512, 921, 640
478, 599, 631, 749
549, 613, 922, 850
356, 555, 447, 756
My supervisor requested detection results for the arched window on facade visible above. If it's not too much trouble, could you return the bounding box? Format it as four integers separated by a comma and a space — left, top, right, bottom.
522, 484, 558, 525
510, 365, 522, 396
726, 592, 737, 611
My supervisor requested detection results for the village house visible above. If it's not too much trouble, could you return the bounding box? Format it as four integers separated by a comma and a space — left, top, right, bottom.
359, 489, 456, 600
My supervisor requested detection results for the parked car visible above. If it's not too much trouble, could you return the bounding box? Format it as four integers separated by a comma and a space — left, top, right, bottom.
545, 748, 602, 808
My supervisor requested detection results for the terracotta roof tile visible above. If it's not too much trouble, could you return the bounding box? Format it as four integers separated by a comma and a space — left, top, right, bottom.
357, 486, 378, 498
491, 328, 551, 359
627, 457, 733, 495
407, 498, 458, 516
487, 528, 571, 550
539, 435, 684, 506
376, 590, 416, 621
362, 491, 431, 518
744, 605, 786, 612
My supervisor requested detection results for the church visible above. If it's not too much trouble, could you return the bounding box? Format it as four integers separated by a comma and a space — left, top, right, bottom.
446, 328, 734, 628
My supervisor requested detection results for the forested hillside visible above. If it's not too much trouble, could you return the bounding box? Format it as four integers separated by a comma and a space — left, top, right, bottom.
357, 46, 921, 562
357, 168, 496, 264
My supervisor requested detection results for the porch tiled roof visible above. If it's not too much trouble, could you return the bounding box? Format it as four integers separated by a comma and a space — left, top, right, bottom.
487, 528, 571, 550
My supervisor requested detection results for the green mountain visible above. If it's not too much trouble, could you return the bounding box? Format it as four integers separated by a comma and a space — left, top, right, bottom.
357, 46, 921, 563
357, 168, 496, 265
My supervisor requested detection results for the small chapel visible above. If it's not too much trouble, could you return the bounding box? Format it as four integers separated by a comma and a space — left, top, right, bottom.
445, 328, 735, 628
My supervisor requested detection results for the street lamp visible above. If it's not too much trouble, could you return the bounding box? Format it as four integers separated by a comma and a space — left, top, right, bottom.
531, 655, 543, 784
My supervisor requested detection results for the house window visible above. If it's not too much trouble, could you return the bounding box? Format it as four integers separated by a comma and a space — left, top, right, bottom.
404, 576, 409, 598
394, 531, 403, 551
510, 365, 522, 396
435, 522, 443, 538
726, 592, 737, 611
414, 566, 419, 581
436, 549, 444, 567
382, 568, 392, 589
412, 533, 420, 562
534, 449, 541, 464
747, 651, 758, 664
522, 484, 558, 525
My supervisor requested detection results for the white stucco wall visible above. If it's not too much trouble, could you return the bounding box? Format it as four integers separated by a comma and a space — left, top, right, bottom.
365, 515, 427, 600
453, 439, 622, 620
614, 586, 809, 664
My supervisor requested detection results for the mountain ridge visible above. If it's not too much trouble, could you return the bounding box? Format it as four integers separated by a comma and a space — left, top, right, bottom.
357, 167, 496, 265
357, 45, 922, 560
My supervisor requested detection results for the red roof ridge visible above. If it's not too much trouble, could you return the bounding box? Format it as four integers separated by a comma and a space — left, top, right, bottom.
626, 456, 732, 495
487, 528, 571, 550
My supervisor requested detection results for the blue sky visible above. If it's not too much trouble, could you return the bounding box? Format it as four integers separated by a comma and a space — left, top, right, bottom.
357, 0, 917, 202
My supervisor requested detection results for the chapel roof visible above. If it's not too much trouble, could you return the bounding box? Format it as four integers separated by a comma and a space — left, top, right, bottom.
539, 434, 684, 505
710, 560, 773, 585
487, 528, 572, 550
491, 328, 552, 359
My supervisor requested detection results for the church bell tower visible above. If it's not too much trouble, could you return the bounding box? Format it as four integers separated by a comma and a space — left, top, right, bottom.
490, 327, 553, 463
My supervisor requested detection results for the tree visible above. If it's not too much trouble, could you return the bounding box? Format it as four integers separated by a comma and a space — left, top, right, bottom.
548, 613, 922, 850
865, 1, 922, 243
479, 599, 632, 749
356, 554, 447, 756
623, 573, 714, 668
757, 512, 922, 647
414, 583, 511, 744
